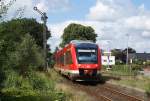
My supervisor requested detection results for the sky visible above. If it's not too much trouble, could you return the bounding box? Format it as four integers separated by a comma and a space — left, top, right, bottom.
3, 0, 150, 52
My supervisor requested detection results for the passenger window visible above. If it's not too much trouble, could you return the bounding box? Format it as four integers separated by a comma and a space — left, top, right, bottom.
65, 50, 72, 64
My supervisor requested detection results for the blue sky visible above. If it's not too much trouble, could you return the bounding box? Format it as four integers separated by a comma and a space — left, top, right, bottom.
47, 0, 96, 23
5, 0, 150, 52
133, 0, 150, 9
46, 0, 150, 23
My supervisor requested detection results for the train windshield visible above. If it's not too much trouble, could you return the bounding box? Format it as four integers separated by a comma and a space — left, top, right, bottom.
76, 48, 98, 64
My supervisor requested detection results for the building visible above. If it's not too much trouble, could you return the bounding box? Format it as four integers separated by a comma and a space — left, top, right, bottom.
129, 53, 150, 63
101, 51, 115, 66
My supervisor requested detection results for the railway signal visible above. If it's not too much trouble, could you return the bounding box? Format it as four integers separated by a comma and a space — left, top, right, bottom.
33, 6, 48, 71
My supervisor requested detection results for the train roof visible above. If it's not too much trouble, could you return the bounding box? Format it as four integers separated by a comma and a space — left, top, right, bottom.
70, 40, 97, 48
70, 40, 94, 44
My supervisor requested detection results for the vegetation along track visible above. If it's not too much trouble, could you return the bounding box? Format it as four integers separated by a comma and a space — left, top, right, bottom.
62, 77, 144, 101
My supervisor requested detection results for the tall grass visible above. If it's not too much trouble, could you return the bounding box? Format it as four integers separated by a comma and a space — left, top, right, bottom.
0, 69, 67, 101
103, 65, 140, 76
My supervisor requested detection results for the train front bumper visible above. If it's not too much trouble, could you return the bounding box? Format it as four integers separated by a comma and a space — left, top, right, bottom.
69, 70, 101, 81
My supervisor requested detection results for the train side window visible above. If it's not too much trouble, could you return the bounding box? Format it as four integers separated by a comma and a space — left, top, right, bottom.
64, 54, 66, 65
66, 50, 72, 64
60, 54, 64, 65
59, 56, 61, 65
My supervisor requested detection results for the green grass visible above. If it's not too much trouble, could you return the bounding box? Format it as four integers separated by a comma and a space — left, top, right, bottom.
114, 76, 150, 94
102, 65, 150, 95
0, 69, 67, 101
103, 65, 140, 76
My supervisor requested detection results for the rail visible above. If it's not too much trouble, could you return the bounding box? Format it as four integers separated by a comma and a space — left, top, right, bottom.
102, 86, 144, 101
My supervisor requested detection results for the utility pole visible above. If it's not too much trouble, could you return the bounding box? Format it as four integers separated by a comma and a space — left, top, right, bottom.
107, 40, 111, 69
126, 34, 129, 66
33, 7, 48, 71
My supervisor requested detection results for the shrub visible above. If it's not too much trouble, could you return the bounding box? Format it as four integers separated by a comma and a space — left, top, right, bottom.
131, 64, 142, 71
1, 70, 67, 101
115, 60, 124, 65
2, 70, 36, 96
133, 59, 144, 65
145, 61, 150, 65
8, 34, 44, 74
27, 72, 55, 92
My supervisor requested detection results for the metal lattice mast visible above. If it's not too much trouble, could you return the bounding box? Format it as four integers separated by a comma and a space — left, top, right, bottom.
33, 7, 48, 71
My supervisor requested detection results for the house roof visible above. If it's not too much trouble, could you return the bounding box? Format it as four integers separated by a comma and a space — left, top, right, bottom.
129, 53, 150, 60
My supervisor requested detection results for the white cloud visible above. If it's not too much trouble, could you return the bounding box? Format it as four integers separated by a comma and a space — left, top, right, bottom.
5, 0, 71, 20
48, 19, 150, 52
87, 1, 117, 21
47, 20, 127, 52
36, 1, 48, 12
125, 16, 150, 30
142, 31, 150, 38
48, 0, 150, 52
3, 0, 150, 52
6, 0, 35, 19
87, 0, 135, 21
47, 21, 71, 50
36, 0, 70, 13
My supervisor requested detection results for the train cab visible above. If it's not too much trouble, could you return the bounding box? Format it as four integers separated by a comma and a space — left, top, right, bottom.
54, 40, 102, 81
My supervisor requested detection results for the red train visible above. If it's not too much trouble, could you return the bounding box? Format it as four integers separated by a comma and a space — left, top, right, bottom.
54, 40, 102, 81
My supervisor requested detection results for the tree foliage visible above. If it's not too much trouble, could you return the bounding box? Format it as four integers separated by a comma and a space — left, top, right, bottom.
0, 0, 16, 21
60, 23, 97, 47
8, 34, 44, 74
111, 49, 125, 61
0, 18, 51, 72
0, 18, 51, 48
0, 17, 66, 100
111, 47, 136, 63
123, 47, 136, 54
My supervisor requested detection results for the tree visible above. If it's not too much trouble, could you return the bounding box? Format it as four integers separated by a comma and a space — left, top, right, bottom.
0, 18, 51, 71
123, 47, 136, 54
111, 49, 125, 63
111, 47, 136, 64
0, 18, 51, 48
0, 0, 16, 22
8, 34, 44, 74
60, 23, 97, 47
123, 47, 136, 63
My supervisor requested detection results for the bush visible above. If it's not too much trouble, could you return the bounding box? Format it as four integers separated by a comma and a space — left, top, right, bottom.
115, 60, 124, 65
1, 70, 67, 101
130, 64, 142, 71
27, 72, 55, 92
107, 65, 138, 76
133, 59, 144, 65
145, 61, 150, 65
2, 70, 36, 96
7, 34, 44, 74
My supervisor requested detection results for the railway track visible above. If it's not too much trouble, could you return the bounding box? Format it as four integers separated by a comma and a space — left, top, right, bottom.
57, 71, 146, 101
71, 82, 113, 101
98, 84, 144, 101
65, 80, 145, 101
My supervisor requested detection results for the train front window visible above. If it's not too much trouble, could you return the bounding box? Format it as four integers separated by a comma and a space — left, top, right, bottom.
76, 49, 98, 64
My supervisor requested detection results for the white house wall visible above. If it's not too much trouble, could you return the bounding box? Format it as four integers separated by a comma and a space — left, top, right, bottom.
102, 56, 115, 65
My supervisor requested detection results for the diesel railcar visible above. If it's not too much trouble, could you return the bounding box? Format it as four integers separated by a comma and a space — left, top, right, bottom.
54, 40, 101, 81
